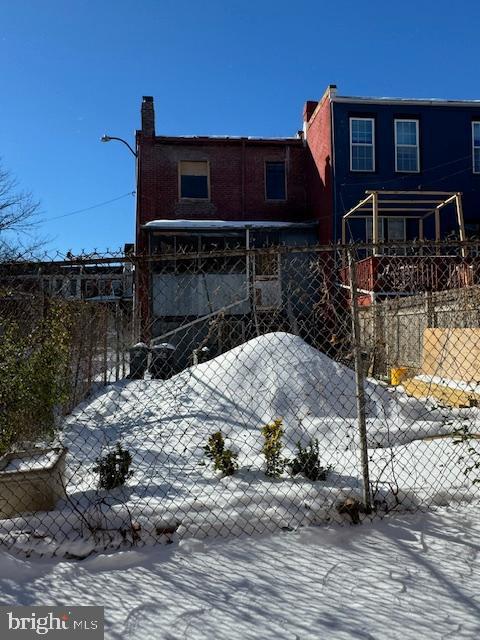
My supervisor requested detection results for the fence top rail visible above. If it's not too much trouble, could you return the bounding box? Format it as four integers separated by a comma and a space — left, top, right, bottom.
0, 256, 130, 268
143, 240, 480, 262
1, 240, 480, 267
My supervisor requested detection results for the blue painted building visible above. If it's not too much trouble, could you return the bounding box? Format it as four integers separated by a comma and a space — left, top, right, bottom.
304, 86, 480, 243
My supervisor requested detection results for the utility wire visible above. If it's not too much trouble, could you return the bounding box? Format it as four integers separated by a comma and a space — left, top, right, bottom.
43, 191, 135, 222
42, 152, 473, 224
340, 153, 471, 189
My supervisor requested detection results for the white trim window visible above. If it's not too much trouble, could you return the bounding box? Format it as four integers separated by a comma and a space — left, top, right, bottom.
386, 217, 406, 243
366, 217, 406, 255
394, 119, 419, 172
366, 217, 406, 241
350, 117, 375, 172
472, 122, 480, 173
366, 217, 383, 244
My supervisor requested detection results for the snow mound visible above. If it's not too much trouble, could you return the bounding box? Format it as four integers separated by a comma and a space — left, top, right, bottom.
3, 332, 477, 556
65, 332, 452, 459
186, 331, 447, 442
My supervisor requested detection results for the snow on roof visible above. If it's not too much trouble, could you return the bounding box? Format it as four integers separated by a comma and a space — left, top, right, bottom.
155, 135, 300, 141
143, 219, 316, 231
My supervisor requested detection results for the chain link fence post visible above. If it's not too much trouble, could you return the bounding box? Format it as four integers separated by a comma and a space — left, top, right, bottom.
348, 248, 372, 513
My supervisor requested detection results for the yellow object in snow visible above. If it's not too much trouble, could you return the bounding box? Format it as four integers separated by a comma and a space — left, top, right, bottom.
391, 367, 408, 386
402, 379, 480, 408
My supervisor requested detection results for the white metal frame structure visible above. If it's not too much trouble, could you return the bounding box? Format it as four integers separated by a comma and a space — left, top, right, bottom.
341, 190, 467, 256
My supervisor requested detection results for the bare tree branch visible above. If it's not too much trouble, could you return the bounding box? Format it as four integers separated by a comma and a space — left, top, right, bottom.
0, 159, 42, 257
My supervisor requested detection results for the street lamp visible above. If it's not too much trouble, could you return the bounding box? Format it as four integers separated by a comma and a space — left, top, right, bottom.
100, 134, 137, 158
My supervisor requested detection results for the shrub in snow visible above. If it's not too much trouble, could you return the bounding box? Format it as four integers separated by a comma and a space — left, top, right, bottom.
453, 425, 480, 484
261, 418, 287, 478
94, 443, 133, 490
203, 431, 238, 476
337, 497, 362, 524
289, 438, 330, 481
0, 302, 72, 454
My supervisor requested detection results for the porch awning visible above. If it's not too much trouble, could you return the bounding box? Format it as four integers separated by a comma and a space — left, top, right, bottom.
142, 219, 317, 231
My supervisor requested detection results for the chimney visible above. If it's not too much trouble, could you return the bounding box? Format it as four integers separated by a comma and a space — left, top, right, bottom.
328, 84, 337, 99
141, 96, 155, 136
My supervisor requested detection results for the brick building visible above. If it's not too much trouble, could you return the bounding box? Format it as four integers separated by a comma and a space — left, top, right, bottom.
134, 95, 319, 349
133, 88, 480, 350
135, 96, 317, 253
136, 85, 480, 249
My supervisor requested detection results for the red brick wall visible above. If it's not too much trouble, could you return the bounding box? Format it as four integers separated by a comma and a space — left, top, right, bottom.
135, 136, 309, 250
304, 93, 334, 243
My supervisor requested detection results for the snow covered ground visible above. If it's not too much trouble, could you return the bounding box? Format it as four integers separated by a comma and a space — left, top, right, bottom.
1, 503, 479, 639
1, 332, 479, 555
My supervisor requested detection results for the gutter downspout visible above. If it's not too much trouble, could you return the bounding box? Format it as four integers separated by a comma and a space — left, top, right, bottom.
330, 97, 338, 244
241, 139, 246, 218
246, 227, 250, 304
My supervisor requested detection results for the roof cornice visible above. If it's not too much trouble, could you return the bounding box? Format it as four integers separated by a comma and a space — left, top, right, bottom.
332, 96, 480, 108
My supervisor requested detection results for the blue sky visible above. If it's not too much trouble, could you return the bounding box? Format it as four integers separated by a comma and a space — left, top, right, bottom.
1, 0, 479, 254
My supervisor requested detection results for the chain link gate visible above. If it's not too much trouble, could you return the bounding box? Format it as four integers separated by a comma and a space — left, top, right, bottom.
0, 242, 479, 557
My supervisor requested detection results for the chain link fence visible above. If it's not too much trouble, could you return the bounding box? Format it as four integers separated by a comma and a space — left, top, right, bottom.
0, 242, 479, 557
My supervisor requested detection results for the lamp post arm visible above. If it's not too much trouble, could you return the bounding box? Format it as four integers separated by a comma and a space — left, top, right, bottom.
102, 135, 137, 157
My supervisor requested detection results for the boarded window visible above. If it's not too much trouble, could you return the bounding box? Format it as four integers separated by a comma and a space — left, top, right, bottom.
265, 161, 286, 200
179, 161, 209, 199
